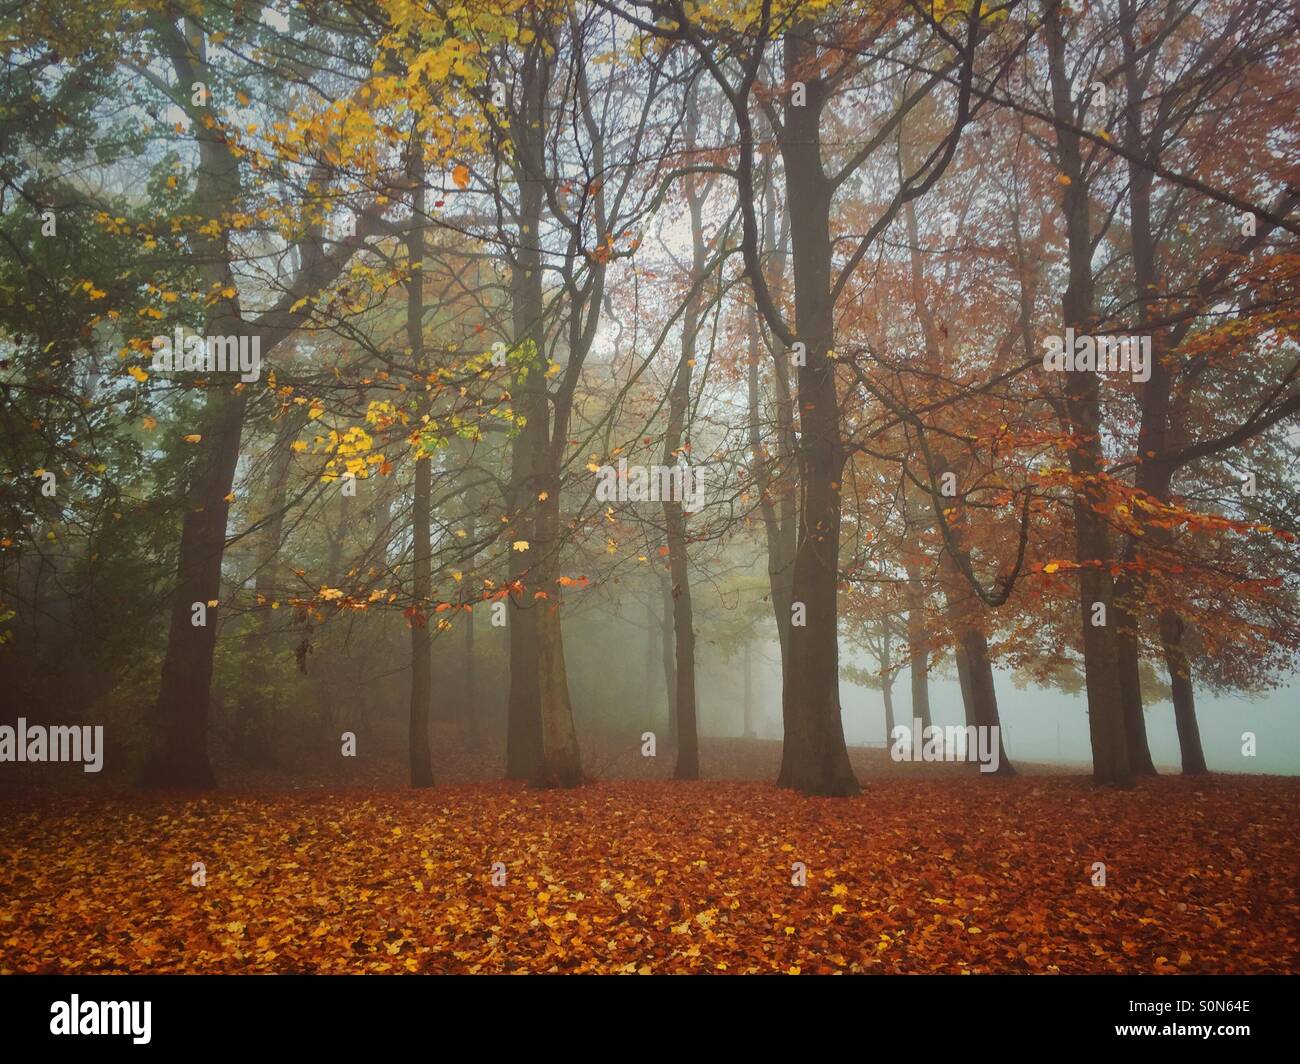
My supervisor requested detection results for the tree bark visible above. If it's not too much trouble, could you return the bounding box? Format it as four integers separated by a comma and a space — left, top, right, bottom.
1110, 0, 1163, 776
141, 387, 246, 789
745, 166, 798, 784
743, 640, 754, 739
660, 572, 678, 745
773, 27, 858, 796
406, 156, 434, 789
666, 541, 699, 780
1160, 608, 1208, 774
956, 628, 1014, 775
1046, 7, 1131, 786
941, 554, 1013, 775
464, 583, 479, 746
644, 593, 657, 721
532, 477, 582, 787
502, 45, 548, 781
880, 621, 896, 743
904, 559, 932, 732
747, 313, 797, 774
237, 407, 308, 766
663, 110, 705, 781
954, 642, 974, 728
459, 473, 482, 747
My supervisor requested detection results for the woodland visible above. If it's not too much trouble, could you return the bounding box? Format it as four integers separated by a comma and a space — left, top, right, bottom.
0, 0, 1297, 975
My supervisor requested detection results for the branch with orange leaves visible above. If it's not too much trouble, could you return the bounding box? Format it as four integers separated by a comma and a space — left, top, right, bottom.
846, 359, 1036, 607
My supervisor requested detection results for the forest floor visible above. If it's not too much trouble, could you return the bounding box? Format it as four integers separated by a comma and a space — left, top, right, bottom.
1, 763, 1295, 974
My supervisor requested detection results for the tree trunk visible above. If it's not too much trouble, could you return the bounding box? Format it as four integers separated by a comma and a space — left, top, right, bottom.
660, 572, 678, 745
774, 27, 858, 796
666, 544, 699, 780
955, 643, 974, 728
1113, 596, 1158, 774
408, 448, 434, 788
406, 160, 434, 789
748, 323, 796, 774
1160, 608, 1208, 774
532, 480, 582, 787
140, 387, 246, 789
238, 407, 308, 767
904, 560, 932, 732
502, 39, 583, 788
645, 594, 658, 722
745, 180, 797, 783
743, 640, 754, 739
1108, 3, 1164, 777
504, 539, 542, 779
1068, 347, 1131, 785
502, 47, 548, 781
941, 553, 1014, 775
458, 473, 482, 748
663, 125, 704, 781
880, 624, 896, 743
464, 595, 479, 746
957, 628, 1014, 776
1046, 6, 1131, 786
139, 18, 249, 790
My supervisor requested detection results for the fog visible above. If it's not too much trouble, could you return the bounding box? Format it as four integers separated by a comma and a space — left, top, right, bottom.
655, 634, 1300, 775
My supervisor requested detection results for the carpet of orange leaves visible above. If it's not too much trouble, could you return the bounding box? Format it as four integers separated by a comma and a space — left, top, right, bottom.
1, 776, 1296, 974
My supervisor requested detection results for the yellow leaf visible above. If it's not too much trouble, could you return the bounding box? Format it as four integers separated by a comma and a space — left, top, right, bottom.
184, 434, 202, 443
512, 540, 530, 552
